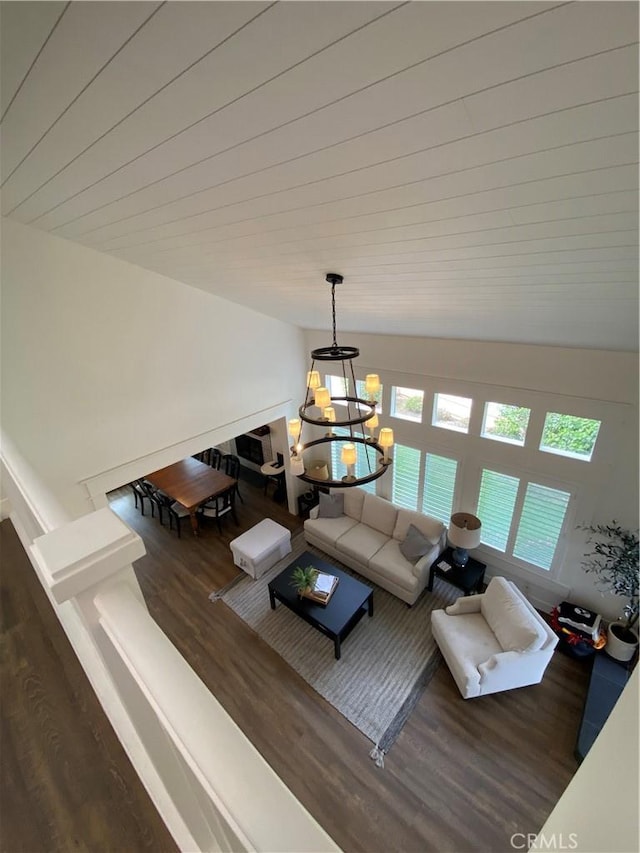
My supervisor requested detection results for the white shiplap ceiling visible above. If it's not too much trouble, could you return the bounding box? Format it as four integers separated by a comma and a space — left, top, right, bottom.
1, 0, 638, 350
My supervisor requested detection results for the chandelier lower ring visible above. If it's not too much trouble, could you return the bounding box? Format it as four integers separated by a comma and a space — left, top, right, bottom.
295, 434, 392, 489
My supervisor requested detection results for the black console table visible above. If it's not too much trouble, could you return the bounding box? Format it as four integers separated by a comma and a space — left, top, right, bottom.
575, 652, 632, 762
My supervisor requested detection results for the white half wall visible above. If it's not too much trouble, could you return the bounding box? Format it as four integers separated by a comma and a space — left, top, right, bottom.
1, 217, 306, 517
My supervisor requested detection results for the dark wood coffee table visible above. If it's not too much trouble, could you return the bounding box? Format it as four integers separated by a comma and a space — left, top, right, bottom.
268, 551, 373, 659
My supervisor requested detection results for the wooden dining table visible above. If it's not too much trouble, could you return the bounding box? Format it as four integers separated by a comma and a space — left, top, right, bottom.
145, 456, 237, 536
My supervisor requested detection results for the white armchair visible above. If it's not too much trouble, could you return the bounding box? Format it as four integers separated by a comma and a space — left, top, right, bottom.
431, 576, 558, 699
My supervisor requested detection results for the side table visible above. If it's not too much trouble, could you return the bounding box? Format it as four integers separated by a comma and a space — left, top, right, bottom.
297, 487, 319, 519
428, 547, 486, 596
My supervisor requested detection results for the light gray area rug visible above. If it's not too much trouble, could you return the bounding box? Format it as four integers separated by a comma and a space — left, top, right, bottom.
215, 533, 458, 766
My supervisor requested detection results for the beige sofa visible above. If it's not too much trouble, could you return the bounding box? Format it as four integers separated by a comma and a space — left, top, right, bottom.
303, 488, 446, 605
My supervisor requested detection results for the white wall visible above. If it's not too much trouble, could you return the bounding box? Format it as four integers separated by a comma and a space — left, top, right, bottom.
532, 670, 639, 853
305, 329, 639, 618
1, 217, 306, 517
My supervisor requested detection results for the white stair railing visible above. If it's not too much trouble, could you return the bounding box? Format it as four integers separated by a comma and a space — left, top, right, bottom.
1, 433, 340, 853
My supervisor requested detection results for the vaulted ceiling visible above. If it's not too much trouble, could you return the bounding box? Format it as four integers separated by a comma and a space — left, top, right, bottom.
1, 1, 638, 350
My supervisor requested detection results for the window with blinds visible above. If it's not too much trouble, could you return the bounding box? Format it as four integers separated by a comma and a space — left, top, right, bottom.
478, 468, 571, 571
514, 483, 570, 570
477, 469, 519, 551
391, 443, 421, 509
422, 453, 457, 524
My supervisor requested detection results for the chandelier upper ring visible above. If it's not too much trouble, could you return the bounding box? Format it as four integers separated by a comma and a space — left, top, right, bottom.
299, 395, 376, 427
310, 345, 360, 361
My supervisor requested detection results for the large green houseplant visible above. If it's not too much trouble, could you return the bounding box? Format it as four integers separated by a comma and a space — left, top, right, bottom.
580, 521, 639, 661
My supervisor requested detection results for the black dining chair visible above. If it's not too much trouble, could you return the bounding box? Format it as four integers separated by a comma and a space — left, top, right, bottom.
209, 448, 223, 470
135, 479, 164, 520
129, 480, 150, 515
222, 453, 244, 503
151, 490, 189, 537
198, 487, 238, 533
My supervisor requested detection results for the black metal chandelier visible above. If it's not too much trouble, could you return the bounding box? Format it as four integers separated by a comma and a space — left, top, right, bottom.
288, 273, 393, 488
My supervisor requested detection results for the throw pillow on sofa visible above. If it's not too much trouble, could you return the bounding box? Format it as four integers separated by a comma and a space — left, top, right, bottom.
399, 523, 432, 563
317, 492, 345, 518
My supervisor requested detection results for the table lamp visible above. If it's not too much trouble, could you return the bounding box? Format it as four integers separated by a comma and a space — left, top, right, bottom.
448, 512, 482, 568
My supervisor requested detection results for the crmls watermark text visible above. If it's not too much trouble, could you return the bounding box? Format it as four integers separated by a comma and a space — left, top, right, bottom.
510, 832, 579, 850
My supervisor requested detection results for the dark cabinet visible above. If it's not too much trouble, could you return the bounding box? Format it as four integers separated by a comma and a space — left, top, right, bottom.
575, 653, 632, 762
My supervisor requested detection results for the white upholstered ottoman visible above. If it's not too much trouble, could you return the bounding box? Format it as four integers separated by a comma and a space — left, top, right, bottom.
230, 519, 292, 579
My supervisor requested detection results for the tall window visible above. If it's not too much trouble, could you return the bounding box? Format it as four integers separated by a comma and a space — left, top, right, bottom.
477, 468, 571, 571
477, 469, 519, 551
540, 413, 601, 461
422, 453, 458, 524
391, 443, 421, 509
514, 483, 570, 570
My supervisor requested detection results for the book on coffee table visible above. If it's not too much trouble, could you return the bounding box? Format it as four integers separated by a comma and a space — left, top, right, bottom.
302, 571, 339, 605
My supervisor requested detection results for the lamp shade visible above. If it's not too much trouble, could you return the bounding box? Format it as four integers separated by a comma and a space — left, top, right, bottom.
341, 443, 357, 466
365, 374, 380, 400
324, 406, 336, 423
379, 427, 394, 449
366, 412, 378, 430
288, 418, 301, 439
306, 370, 321, 391
306, 461, 329, 481
290, 455, 304, 476
314, 386, 330, 409
448, 512, 482, 549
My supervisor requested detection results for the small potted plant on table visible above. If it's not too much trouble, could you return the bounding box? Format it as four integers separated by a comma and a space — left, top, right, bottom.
290, 565, 318, 598
580, 521, 639, 662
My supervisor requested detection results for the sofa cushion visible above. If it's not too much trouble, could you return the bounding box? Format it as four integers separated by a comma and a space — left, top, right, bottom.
317, 492, 344, 518
368, 540, 417, 592
304, 515, 358, 547
361, 493, 397, 537
343, 487, 366, 522
337, 522, 389, 564
481, 577, 547, 653
399, 523, 432, 563
393, 508, 444, 546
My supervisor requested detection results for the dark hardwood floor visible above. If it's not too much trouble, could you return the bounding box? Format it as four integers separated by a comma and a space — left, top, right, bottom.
2, 469, 591, 852
0, 517, 178, 853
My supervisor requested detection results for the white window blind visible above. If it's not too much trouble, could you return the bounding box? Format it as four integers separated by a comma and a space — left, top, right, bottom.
477, 469, 519, 551
514, 483, 570, 570
422, 453, 457, 524
392, 443, 421, 509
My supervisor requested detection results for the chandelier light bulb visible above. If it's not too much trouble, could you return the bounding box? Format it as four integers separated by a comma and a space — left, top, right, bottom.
341, 442, 357, 466
365, 374, 381, 401
306, 370, 321, 391
288, 418, 301, 440
379, 427, 394, 463
314, 386, 331, 409
324, 406, 336, 423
